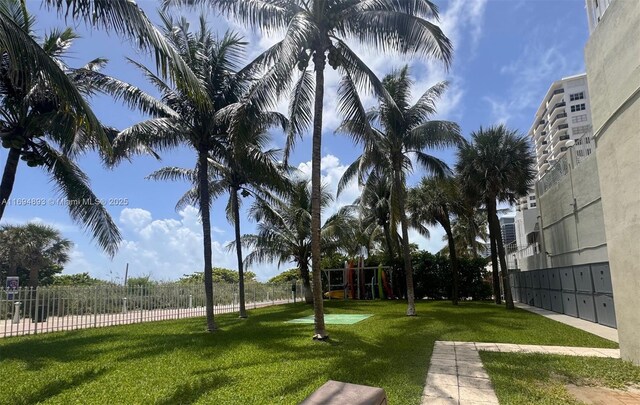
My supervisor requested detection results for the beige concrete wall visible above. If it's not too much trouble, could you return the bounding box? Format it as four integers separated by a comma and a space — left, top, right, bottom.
585, 0, 640, 365
537, 154, 608, 267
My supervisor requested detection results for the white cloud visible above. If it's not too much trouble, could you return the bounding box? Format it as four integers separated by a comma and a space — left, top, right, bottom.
119, 208, 152, 230
485, 41, 584, 126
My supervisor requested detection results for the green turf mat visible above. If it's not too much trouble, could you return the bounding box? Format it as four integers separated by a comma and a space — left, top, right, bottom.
286, 314, 373, 324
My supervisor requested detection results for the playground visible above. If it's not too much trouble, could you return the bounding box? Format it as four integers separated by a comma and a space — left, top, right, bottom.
1, 300, 633, 405
322, 260, 396, 301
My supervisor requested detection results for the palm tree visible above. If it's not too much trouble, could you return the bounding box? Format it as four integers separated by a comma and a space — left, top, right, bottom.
446, 202, 489, 259
110, 15, 263, 331
149, 106, 288, 319
0, 223, 71, 287
456, 125, 536, 309
164, 0, 453, 339
407, 177, 462, 304
356, 171, 398, 262
339, 66, 463, 315
239, 180, 348, 305
0, 1, 121, 255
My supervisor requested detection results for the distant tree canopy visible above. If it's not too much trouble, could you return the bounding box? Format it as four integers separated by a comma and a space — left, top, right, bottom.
51, 272, 108, 286
0, 223, 72, 287
268, 268, 300, 284
179, 268, 257, 285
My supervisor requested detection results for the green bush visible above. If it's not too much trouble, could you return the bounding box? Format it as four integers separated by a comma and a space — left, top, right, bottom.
412, 251, 491, 300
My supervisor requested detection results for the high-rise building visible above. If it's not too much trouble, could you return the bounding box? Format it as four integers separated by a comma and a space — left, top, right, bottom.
585, 0, 614, 33
527, 73, 594, 179
499, 217, 516, 246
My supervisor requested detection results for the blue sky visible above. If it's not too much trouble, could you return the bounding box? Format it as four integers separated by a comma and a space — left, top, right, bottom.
1, 0, 590, 282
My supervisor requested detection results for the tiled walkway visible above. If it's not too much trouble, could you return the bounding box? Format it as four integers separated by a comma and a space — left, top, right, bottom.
421, 341, 621, 405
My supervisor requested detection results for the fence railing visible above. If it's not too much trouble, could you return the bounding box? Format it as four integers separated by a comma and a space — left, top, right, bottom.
0, 282, 304, 338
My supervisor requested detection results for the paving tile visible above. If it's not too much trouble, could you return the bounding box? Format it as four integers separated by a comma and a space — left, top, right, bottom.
426, 373, 458, 387
458, 376, 493, 390
457, 354, 482, 362
423, 382, 459, 399
456, 360, 484, 367
431, 353, 456, 362
431, 358, 457, 366
429, 364, 458, 375
474, 343, 499, 351
493, 343, 523, 352
421, 396, 458, 405
459, 387, 498, 403
457, 366, 490, 379
459, 400, 499, 405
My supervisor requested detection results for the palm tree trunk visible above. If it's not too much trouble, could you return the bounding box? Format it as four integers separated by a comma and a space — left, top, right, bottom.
28, 267, 39, 288
231, 186, 247, 318
0, 148, 21, 220
443, 215, 459, 305
310, 48, 327, 339
395, 174, 416, 316
492, 211, 515, 310
487, 199, 501, 305
299, 261, 313, 304
198, 147, 216, 331
383, 223, 395, 261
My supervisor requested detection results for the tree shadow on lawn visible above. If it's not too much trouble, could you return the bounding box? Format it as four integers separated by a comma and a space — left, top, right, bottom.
0, 301, 613, 403
16, 366, 109, 405
155, 374, 234, 405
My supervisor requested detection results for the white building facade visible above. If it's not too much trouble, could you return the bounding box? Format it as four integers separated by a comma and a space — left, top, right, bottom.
527, 74, 594, 179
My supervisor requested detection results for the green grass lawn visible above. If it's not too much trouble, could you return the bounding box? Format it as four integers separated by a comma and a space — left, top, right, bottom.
482, 352, 640, 404
0, 300, 618, 404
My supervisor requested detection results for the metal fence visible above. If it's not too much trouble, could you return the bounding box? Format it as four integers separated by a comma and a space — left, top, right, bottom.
539, 154, 570, 194
509, 262, 616, 328
0, 282, 304, 338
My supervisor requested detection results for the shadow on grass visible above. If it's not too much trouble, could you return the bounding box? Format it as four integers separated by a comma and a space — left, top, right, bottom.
0, 300, 618, 404
17, 367, 108, 405
155, 374, 233, 405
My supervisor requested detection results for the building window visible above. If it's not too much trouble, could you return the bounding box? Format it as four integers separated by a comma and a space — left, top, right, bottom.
569, 92, 585, 101
572, 114, 588, 123
529, 196, 536, 201
585, 136, 591, 144
531, 203, 537, 207
570, 103, 586, 112
572, 125, 591, 135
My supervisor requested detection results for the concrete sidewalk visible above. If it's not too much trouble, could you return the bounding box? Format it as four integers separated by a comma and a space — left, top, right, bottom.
422, 341, 621, 405
515, 303, 618, 343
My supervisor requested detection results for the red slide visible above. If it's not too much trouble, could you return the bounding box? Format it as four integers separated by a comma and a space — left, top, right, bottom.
381, 270, 395, 299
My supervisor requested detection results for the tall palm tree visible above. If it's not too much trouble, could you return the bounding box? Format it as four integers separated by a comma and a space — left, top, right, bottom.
40, 0, 208, 101
407, 177, 461, 304
339, 66, 463, 315
110, 15, 262, 331
239, 180, 348, 305
0, 1, 121, 255
456, 125, 536, 310
164, 0, 453, 339
149, 106, 288, 319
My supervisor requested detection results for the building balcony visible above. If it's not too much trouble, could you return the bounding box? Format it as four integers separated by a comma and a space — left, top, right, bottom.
550, 112, 568, 129
547, 88, 565, 105
550, 102, 566, 115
